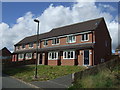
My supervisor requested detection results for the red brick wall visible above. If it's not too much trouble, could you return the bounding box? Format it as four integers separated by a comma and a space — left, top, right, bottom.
61, 59, 75, 66
41, 33, 94, 48
48, 60, 58, 66
94, 19, 111, 65
15, 32, 95, 52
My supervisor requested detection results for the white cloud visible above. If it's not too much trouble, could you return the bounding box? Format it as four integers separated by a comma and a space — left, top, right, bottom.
1, 1, 119, 52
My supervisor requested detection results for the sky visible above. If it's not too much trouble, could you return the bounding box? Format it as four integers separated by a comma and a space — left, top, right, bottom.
1, 0, 119, 53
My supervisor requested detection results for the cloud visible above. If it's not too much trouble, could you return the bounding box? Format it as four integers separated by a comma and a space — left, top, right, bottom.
98, 3, 116, 12
1, 1, 119, 52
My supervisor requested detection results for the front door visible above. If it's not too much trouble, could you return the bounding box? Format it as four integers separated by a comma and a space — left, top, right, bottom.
84, 50, 89, 65
39, 54, 42, 64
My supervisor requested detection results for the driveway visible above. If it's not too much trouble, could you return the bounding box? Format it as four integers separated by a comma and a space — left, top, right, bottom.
31, 74, 73, 88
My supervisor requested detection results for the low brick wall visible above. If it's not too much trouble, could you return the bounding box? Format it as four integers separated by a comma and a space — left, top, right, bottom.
73, 56, 120, 83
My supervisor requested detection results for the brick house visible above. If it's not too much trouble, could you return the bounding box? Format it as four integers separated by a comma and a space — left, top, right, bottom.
12, 17, 111, 66
0, 47, 12, 64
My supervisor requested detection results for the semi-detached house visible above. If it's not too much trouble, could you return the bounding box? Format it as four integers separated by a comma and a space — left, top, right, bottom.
12, 17, 112, 66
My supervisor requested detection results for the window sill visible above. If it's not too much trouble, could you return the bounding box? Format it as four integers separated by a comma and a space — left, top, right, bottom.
48, 59, 59, 60
66, 41, 76, 44
81, 40, 89, 42
63, 58, 75, 60
52, 43, 60, 45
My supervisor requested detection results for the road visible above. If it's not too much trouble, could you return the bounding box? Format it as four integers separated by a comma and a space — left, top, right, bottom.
2, 74, 36, 88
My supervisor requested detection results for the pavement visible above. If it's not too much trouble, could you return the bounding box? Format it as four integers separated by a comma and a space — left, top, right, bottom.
2, 74, 38, 88
2, 73, 73, 89
31, 74, 73, 89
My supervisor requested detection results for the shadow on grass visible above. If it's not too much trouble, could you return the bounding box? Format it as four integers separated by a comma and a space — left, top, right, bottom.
2, 65, 35, 76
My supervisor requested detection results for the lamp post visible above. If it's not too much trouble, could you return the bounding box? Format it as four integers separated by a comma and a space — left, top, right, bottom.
34, 19, 39, 79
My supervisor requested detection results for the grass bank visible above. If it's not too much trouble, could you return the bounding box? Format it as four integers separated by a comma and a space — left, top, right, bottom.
3, 65, 86, 82
69, 65, 120, 88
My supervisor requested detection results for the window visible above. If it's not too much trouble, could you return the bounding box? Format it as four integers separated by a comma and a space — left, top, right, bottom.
48, 52, 58, 60
44, 40, 48, 46
29, 43, 33, 48
105, 41, 108, 47
52, 38, 59, 45
16, 46, 20, 50
67, 35, 76, 43
37, 42, 39, 47
26, 53, 32, 59
63, 51, 75, 59
18, 54, 24, 59
101, 58, 105, 63
22, 45, 25, 49
81, 33, 89, 41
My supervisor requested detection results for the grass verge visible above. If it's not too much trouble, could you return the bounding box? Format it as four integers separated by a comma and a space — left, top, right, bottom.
3, 65, 86, 82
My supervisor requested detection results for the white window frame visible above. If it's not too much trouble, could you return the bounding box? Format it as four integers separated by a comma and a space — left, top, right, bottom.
22, 44, 25, 49
25, 53, 32, 59
81, 33, 89, 42
44, 40, 48, 46
48, 51, 59, 60
16, 46, 20, 50
29, 43, 33, 48
66, 35, 76, 43
52, 38, 60, 45
18, 54, 24, 59
63, 50, 75, 59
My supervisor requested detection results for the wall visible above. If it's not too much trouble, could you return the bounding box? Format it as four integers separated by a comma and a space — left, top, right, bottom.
41, 33, 94, 48
73, 56, 119, 83
94, 19, 111, 65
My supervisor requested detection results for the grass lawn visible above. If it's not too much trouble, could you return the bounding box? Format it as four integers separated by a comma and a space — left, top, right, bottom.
3, 65, 86, 82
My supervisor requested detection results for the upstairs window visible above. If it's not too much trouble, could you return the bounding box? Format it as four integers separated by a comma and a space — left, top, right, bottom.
67, 35, 76, 43
29, 43, 33, 48
105, 41, 108, 47
16, 46, 20, 50
52, 38, 59, 45
81, 33, 89, 41
44, 40, 48, 46
48, 52, 58, 60
22, 44, 25, 49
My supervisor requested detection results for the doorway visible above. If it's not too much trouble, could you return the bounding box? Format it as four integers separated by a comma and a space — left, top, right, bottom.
84, 50, 89, 65
39, 53, 42, 64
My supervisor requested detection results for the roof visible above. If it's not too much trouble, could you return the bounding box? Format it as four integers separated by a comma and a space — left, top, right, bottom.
13, 43, 94, 54
15, 17, 104, 46
0, 47, 12, 56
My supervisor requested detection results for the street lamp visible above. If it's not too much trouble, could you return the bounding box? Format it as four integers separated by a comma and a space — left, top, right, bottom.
34, 19, 40, 79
